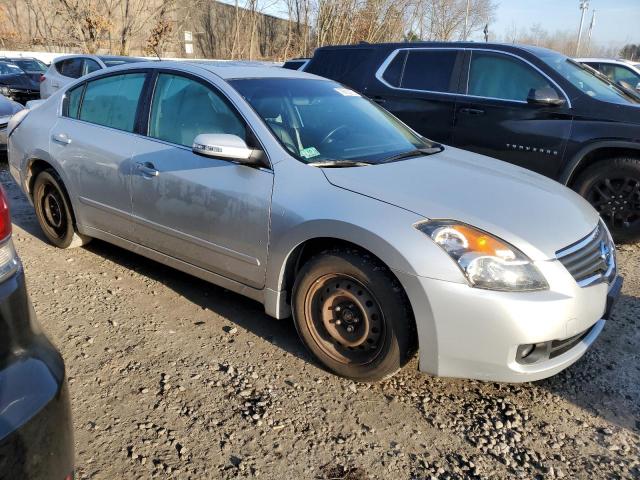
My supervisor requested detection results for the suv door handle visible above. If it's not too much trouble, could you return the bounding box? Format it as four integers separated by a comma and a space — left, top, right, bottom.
459, 107, 485, 116
372, 96, 387, 104
51, 132, 71, 144
136, 161, 159, 178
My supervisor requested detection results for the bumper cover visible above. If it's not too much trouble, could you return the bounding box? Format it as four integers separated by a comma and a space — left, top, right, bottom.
395, 268, 622, 383
0, 270, 74, 479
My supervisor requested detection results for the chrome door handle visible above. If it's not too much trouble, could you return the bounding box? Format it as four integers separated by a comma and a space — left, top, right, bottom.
52, 132, 71, 144
136, 161, 159, 177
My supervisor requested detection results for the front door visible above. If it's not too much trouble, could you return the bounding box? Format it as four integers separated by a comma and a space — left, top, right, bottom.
130, 72, 273, 289
453, 50, 573, 179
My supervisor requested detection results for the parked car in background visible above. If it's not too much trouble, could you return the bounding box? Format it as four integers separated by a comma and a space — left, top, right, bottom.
40, 54, 147, 99
0, 56, 48, 84
0, 60, 40, 104
282, 58, 310, 70
305, 42, 640, 242
8, 62, 621, 383
0, 183, 74, 479
576, 58, 640, 92
0, 94, 24, 154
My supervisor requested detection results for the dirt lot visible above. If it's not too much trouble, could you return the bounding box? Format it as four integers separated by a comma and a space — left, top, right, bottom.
2, 164, 639, 480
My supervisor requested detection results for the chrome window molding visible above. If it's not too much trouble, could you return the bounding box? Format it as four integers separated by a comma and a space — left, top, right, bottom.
374, 47, 572, 109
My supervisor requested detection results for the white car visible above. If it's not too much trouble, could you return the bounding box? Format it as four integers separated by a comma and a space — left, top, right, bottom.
40, 54, 147, 99
576, 57, 640, 92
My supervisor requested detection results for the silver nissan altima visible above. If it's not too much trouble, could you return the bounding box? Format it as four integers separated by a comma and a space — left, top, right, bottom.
7, 61, 622, 382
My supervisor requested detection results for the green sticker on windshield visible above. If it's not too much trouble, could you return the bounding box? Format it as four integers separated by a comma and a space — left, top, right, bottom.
300, 147, 320, 159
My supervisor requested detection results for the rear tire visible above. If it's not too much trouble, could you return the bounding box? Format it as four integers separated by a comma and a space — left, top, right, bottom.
33, 170, 90, 249
573, 157, 640, 243
292, 248, 416, 382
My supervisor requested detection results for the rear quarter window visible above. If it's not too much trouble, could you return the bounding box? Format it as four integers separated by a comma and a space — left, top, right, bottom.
381, 50, 407, 87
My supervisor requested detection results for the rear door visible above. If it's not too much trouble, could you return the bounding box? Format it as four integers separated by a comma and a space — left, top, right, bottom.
365, 48, 464, 144
49, 70, 149, 238
452, 50, 573, 178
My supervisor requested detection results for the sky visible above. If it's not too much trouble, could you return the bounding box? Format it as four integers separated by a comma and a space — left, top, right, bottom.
487, 0, 640, 48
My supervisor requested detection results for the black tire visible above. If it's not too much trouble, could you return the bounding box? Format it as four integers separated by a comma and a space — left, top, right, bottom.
292, 248, 416, 382
574, 157, 640, 243
33, 169, 90, 249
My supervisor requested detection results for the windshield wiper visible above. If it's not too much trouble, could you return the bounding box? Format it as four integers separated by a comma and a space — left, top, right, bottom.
380, 145, 444, 163
307, 159, 373, 168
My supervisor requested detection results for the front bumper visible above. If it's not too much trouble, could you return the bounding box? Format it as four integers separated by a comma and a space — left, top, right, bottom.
395, 268, 622, 383
0, 270, 74, 479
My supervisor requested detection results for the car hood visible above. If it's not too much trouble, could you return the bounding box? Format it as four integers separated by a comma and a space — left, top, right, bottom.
322, 147, 599, 261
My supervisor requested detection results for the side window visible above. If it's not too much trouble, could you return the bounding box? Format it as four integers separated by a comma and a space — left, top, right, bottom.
381, 50, 407, 87
148, 73, 246, 147
468, 52, 554, 102
83, 59, 101, 75
59, 58, 83, 79
599, 64, 639, 86
401, 50, 458, 92
64, 84, 85, 119
78, 73, 146, 132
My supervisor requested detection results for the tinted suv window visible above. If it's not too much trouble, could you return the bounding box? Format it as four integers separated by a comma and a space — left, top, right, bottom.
382, 50, 407, 87
78, 73, 146, 132
468, 52, 553, 102
306, 48, 374, 90
401, 50, 458, 92
57, 58, 83, 79
148, 74, 246, 147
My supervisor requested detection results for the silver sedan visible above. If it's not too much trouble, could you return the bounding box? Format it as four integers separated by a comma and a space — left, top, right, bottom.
7, 62, 622, 382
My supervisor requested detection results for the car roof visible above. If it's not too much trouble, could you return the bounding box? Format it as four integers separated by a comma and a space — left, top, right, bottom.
98, 55, 147, 62
313, 41, 562, 56
133, 60, 320, 80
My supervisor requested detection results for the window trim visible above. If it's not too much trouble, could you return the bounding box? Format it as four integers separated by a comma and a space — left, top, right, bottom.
375, 47, 572, 108
140, 68, 273, 170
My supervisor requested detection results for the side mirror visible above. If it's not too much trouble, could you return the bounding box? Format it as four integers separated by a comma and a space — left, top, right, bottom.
526, 87, 565, 107
192, 133, 267, 167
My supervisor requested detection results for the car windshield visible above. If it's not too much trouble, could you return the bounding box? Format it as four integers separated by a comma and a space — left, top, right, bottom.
0, 62, 24, 75
229, 78, 435, 164
13, 59, 47, 72
539, 51, 638, 104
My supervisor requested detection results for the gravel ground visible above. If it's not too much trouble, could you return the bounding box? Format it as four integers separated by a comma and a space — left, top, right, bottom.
2, 164, 639, 479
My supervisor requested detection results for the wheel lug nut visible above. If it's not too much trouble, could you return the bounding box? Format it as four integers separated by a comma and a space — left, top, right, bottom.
335, 319, 342, 326
346, 325, 354, 333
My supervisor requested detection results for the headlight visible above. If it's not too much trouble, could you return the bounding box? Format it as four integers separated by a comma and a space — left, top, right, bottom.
416, 220, 548, 292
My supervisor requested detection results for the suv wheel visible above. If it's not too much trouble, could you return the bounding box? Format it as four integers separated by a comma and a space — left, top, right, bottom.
292, 248, 416, 382
574, 158, 640, 243
33, 170, 90, 248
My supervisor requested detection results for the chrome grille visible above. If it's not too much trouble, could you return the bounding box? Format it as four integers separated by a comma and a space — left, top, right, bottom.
556, 223, 615, 287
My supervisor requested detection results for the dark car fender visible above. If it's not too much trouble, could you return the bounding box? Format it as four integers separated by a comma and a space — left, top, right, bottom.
560, 139, 640, 186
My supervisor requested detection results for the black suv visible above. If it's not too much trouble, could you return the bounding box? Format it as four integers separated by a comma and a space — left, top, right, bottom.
305, 42, 640, 242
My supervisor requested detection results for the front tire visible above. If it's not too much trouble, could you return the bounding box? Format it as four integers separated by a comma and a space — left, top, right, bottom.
292, 249, 416, 382
33, 170, 90, 249
574, 157, 640, 243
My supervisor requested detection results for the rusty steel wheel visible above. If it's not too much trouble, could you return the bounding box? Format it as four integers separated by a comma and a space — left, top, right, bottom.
304, 274, 386, 366
292, 249, 416, 382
